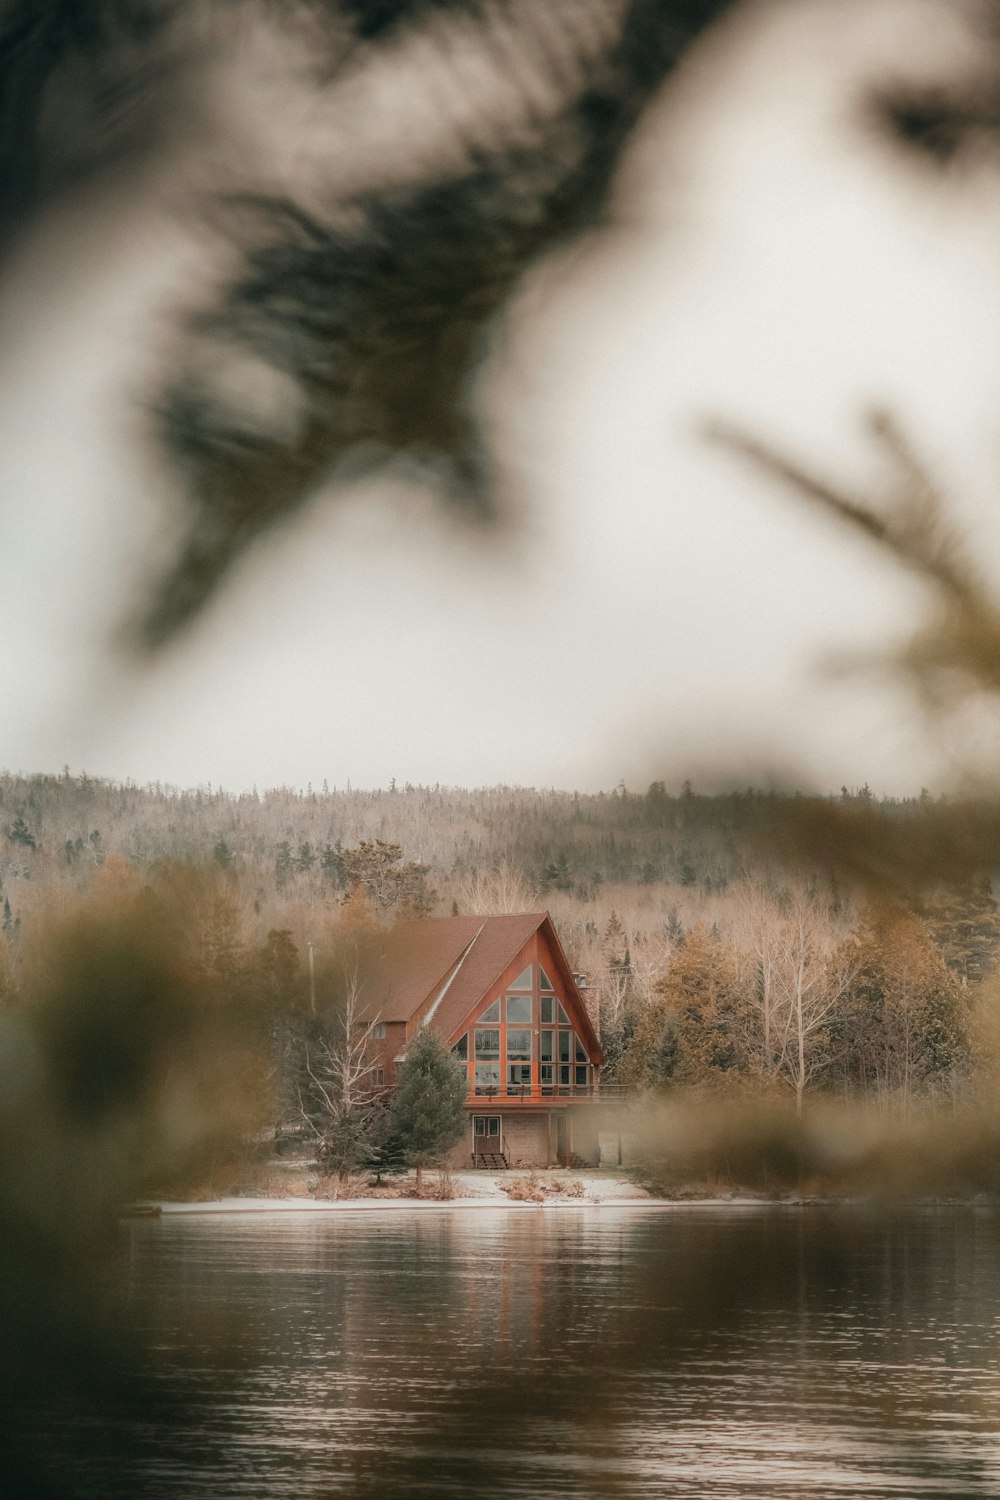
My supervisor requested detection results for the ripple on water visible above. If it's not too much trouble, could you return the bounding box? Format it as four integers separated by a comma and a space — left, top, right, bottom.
30, 1205, 1000, 1498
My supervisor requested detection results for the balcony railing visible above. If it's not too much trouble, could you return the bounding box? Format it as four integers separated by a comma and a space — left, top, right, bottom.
467, 1082, 631, 1105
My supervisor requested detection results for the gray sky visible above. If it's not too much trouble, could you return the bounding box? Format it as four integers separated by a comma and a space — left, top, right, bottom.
3, 0, 1000, 795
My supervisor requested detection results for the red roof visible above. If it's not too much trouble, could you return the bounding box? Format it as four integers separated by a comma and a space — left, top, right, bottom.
359, 912, 602, 1057
361, 912, 540, 1020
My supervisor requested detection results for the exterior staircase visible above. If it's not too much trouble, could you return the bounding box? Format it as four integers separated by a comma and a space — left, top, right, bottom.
473, 1151, 509, 1170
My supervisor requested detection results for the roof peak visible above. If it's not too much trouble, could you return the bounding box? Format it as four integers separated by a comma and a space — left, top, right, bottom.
392, 911, 548, 928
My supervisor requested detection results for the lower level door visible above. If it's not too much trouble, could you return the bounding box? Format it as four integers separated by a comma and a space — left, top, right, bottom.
474, 1115, 502, 1155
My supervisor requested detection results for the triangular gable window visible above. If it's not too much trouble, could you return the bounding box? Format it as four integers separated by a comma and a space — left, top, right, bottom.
479, 998, 500, 1024
509, 966, 532, 991
557, 1001, 571, 1025
540, 968, 555, 992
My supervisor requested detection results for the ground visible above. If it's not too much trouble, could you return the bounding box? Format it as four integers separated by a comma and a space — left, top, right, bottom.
150, 1166, 656, 1213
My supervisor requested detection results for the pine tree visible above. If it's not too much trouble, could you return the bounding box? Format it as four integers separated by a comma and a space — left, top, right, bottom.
618, 928, 750, 1092
924, 882, 1000, 986
6, 816, 36, 849
390, 1027, 467, 1184
833, 908, 970, 1109
212, 838, 234, 869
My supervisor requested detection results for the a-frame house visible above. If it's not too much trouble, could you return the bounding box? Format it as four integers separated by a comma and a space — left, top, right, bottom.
361, 912, 604, 1168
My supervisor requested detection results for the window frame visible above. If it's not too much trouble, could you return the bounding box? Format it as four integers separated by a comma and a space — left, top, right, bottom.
458, 953, 593, 1099
475, 1027, 500, 1060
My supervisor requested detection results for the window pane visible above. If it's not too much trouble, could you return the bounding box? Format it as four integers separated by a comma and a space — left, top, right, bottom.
452, 1034, 468, 1060
475, 1115, 500, 1137
506, 992, 531, 1023
479, 999, 500, 1024
474, 1064, 500, 1093
506, 1064, 531, 1090
510, 965, 532, 991
559, 1064, 571, 1086
540, 1064, 554, 1087
540, 996, 554, 1024
558, 1032, 571, 1063
506, 1028, 531, 1060
575, 1036, 587, 1063
575, 1066, 589, 1087
475, 1028, 500, 1059
557, 1002, 571, 1025
540, 1030, 553, 1062
540, 968, 555, 991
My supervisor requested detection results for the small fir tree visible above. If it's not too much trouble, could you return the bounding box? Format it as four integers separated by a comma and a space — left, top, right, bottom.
390, 1027, 467, 1185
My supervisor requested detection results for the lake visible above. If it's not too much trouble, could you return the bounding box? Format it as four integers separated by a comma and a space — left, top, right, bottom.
25, 1204, 1000, 1498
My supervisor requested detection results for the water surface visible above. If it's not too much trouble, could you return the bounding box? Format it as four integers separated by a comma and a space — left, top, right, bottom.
34, 1204, 1000, 1498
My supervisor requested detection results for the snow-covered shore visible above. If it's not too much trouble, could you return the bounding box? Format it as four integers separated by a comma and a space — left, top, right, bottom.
150, 1172, 660, 1215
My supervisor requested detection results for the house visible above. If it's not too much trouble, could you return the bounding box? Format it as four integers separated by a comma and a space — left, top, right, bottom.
360, 912, 604, 1168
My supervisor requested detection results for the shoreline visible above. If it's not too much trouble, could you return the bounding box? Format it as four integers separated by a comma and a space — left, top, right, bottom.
148, 1170, 662, 1215
148, 1194, 669, 1215
135, 1170, 1000, 1219
138, 1189, 1000, 1217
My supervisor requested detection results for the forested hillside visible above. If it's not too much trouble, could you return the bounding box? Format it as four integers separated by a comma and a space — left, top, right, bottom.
3, 771, 1000, 1115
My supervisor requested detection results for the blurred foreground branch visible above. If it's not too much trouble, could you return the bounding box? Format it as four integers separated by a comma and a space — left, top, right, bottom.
706, 410, 1000, 890
708, 409, 1000, 706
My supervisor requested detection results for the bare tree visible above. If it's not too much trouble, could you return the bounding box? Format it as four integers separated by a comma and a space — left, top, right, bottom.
458, 860, 534, 915
772, 888, 856, 1115
298, 972, 387, 1183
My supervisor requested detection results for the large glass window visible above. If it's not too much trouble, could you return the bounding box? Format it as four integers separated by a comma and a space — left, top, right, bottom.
475, 1028, 500, 1059
510, 965, 532, 991
474, 1064, 500, 1093
540, 995, 554, 1024
557, 1001, 571, 1025
575, 1066, 589, 1087
558, 1030, 572, 1089
479, 999, 500, 1024
452, 1034, 468, 1061
540, 968, 555, 992
540, 1031, 554, 1062
575, 1035, 588, 1063
506, 1029, 531, 1060
540, 1064, 554, 1089
507, 1064, 532, 1092
506, 992, 531, 1023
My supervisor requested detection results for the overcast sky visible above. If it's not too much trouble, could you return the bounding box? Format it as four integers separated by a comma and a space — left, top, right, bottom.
3, 0, 1000, 796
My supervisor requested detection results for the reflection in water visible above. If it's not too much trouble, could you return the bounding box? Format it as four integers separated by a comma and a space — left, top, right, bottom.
29, 1207, 1000, 1497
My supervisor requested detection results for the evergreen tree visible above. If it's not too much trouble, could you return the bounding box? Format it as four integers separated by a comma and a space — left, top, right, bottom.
390, 1027, 467, 1184
212, 838, 234, 869
832, 908, 970, 1108
6, 816, 36, 849
618, 928, 750, 1091
320, 841, 345, 886
274, 840, 293, 888
924, 882, 1000, 985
